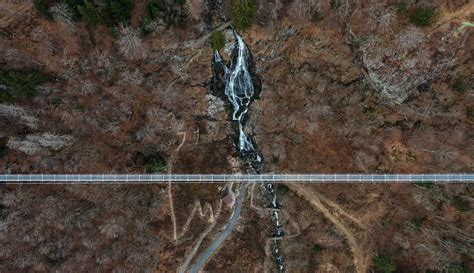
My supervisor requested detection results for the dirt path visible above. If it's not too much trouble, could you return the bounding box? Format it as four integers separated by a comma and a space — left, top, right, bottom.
303, 185, 366, 230
168, 131, 186, 241
165, 131, 225, 273
178, 200, 223, 273
167, 131, 220, 241
287, 184, 368, 273
432, 2, 474, 32
187, 184, 248, 273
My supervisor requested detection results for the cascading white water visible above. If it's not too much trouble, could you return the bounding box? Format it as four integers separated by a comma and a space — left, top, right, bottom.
221, 34, 256, 154
267, 184, 284, 271
212, 30, 284, 271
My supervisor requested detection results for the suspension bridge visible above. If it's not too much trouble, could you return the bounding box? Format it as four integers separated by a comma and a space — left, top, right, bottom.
0, 173, 473, 184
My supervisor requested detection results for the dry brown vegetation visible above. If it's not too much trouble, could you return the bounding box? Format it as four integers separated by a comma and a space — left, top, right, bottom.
1, 0, 473, 272
0, 185, 165, 271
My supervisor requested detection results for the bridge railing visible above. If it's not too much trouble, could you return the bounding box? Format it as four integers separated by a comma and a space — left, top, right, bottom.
0, 173, 473, 184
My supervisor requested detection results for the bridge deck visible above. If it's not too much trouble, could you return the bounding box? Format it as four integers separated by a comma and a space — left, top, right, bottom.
0, 173, 473, 184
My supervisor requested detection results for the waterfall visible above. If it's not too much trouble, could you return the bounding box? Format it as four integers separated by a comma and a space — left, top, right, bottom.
212, 30, 285, 272
212, 31, 263, 165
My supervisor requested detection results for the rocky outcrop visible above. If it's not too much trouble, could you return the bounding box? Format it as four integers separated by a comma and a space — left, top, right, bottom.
359, 25, 464, 103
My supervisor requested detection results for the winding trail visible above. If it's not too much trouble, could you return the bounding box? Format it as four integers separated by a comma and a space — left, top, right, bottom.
168, 131, 186, 241
305, 185, 366, 230
287, 184, 368, 273
178, 200, 223, 273
187, 184, 248, 273
166, 131, 226, 273
167, 132, 221, 246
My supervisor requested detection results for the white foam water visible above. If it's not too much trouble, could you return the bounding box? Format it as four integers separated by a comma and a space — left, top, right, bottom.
213, 31, 285, 271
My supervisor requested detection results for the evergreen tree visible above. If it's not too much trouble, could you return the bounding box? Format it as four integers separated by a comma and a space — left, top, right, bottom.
78, 0, 101, 26
230, 0, 256, 31
33, 0, 52, 19
107, 0, 133, 25
211, 31, 225, 51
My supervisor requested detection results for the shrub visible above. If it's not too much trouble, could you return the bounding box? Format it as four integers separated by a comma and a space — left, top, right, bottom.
108, 25, 120, 38
271, 156, 279, 164
311, 243, 323, 254
44, 255, 63, 269
211, 30, 225, 51
145, 0, 188, 27
0, 203, 8, 221
468, 107, 474, 121
352, 35, 368, 47
0, 69, 50, 103
144, 153, 167, 173
74, 103, 85, 112
415, 182, 434, 189
409, 7, 437, 27
230, 0, 256, 31
452, 196, 470, 212
447, 262, 470, 273
276, 184, 289, 195
107, 0, 133, 25
452, 79, 466, 93
64, 0, 84, 14
409, 217, 424, 230
331, 0, 342, 11
78, 0, 101, 26
34, 0, 52, 19
394, 1, 407, 14
372, 254, 396, 273
311, 11, 324, 22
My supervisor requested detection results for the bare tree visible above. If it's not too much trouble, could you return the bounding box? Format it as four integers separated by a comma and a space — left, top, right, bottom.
315, 0, 331, 15
50, 3, 75, 30
334, 0, 352, 18
0, 104, 38, 129
378, 8, 395, 33
187, 0, 204, 21
397, 26, 425, 52
119, 69, 144, 86
117, 25, 147, 60
289, 0, 317, 22
7, 133, 73, 154
99, 219, 125, 239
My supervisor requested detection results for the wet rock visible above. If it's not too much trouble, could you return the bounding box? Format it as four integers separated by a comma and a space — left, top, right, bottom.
223, 29, 236, 58
210, 52, 227, 100
206, 94, 225, 117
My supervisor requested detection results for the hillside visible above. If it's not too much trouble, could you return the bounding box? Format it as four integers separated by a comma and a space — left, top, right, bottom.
0, 0, 473, 272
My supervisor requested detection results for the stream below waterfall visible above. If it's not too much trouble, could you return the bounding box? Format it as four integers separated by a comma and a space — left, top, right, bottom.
208, 29, 284, 271
188, 29, 284, 272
